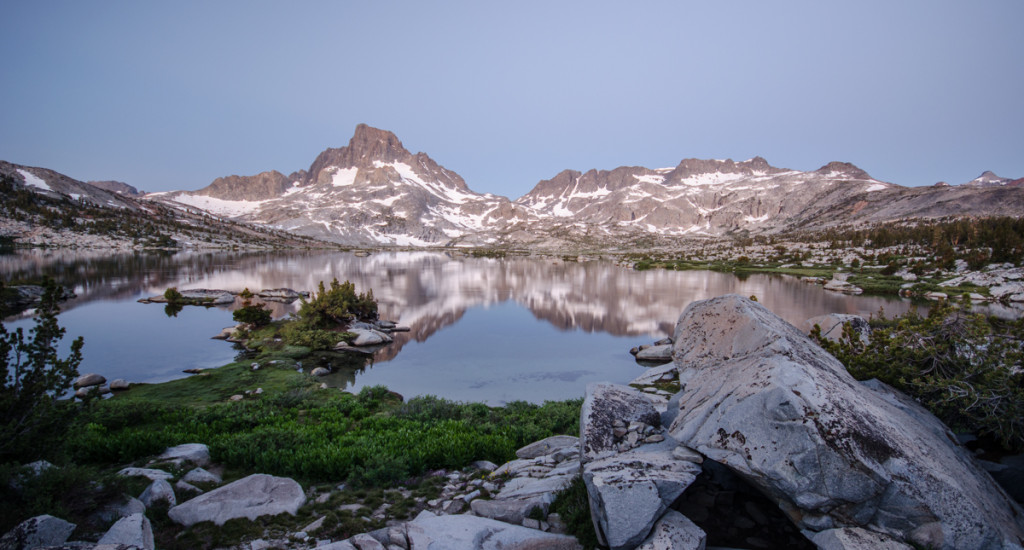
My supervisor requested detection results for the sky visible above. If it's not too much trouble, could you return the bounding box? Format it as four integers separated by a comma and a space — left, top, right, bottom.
1, 1, 1022, 199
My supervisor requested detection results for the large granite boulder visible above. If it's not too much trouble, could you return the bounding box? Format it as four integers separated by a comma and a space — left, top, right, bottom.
581, 383, 702, 550
168, 473, 305, 526
667, 294, 1024, 549
0, 514, 75, 550
97, 513, 154, 550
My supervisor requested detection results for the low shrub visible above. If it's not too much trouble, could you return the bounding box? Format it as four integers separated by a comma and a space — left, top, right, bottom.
813, 300, 1024, 451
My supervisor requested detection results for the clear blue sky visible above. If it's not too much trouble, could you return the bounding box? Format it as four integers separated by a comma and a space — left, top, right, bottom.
2, 1, 1022, 198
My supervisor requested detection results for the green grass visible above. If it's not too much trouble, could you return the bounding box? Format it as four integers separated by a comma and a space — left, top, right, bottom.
67, 386, 582, 487
112, 359, 309, 408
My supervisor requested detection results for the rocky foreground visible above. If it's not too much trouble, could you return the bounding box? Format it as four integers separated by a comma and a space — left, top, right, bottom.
5, 295, 1024, 550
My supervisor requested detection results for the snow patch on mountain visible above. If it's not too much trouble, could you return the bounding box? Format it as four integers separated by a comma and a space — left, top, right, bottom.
329, 166, 359, 187
171, 194, 267, 217
18, 169, 51, 191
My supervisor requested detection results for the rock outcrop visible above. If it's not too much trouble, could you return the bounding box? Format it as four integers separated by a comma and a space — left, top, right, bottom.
580, 383, 702, 550
665, 294, 1024, 549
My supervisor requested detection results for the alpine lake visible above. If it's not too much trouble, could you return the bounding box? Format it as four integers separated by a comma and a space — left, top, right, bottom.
2, 249, 934, 406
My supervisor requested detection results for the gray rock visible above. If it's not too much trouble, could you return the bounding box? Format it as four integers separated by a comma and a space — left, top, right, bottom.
470, 460, 498, 472
402, 511, 581, 549
157, 443, 210, 467
581, 383, 700, 550
108, 379, 130, 391
182, 467, 222, 485
668, 294, 1024, 550
175, 480, 202, 494
516, 435, 579, 459
97, 513, 154, 550
302, 515, 326, 534
580, 383, 661, 462
310, 367, 330, 377
350, 328, 393, 347
803, 313, 870, 344
471, 494, 553, 525
139, 479, 176, 508
116, 467, 173, 481
630, 362, 678, 387
636, 510, 706, 550
809, 527, 914, 549
74, 373, 106, 389
635, 344, 673, 363
94, 495, 146, 524
318, 533, 387, 549
584, 441, 702, 550
0, 514, 76, 550
258, 288, 308, 301
497, 473, 576, 501
168, 473, 306, 526
212, 325, 242, 340
823, 277, 863, 294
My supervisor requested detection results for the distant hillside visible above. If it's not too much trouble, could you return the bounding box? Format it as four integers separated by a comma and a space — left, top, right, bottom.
0, 161, 328, 250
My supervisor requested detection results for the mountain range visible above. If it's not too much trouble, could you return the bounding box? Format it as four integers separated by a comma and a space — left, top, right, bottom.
4, 124, 1024, 248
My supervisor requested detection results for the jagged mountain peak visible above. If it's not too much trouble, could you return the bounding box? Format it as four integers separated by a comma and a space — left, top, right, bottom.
305, 124, 416, 186
814, 161, 872, 180
347, 123, 410, 162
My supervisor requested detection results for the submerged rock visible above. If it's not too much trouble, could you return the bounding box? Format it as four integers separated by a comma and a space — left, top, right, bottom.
668, 294, 1024, 549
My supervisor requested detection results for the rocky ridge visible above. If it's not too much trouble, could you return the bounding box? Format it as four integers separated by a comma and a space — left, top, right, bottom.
5, 127, 1024, 250
139, 125, 1024, 249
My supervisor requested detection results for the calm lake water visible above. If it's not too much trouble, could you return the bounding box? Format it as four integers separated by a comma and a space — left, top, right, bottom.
3, 249, 930, 405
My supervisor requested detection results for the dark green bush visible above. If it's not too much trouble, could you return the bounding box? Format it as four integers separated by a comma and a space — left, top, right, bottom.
298, 279, 377, 328
233, 299, 272, 327
164, 287, 184, 304
1, 279, 83, 463
813, 300, 1024, 451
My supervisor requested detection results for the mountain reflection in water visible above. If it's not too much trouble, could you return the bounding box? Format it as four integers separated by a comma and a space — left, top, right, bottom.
2, 250, 929, 404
